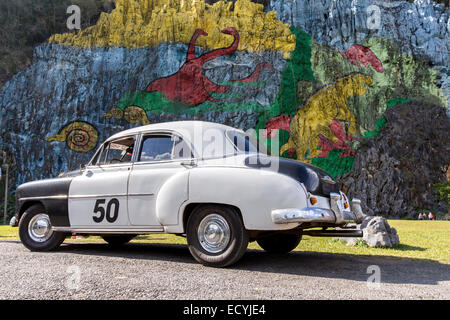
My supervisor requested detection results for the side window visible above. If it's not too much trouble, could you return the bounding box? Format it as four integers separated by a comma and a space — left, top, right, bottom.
139, 136, 174, 162
97, 137, 135, 165
138, 135, 192, 162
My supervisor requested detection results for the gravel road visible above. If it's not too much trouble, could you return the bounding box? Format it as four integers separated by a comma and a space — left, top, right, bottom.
0, 240, 448, 300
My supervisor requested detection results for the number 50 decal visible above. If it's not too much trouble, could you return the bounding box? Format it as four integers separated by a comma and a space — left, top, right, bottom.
93, 199, 120, 223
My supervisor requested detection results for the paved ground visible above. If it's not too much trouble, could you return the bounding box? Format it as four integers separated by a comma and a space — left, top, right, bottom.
0, 240, 448, 300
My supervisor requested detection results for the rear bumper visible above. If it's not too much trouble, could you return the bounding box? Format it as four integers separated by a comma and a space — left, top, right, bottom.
272, 207, 336, 224
271, 194, 366, 225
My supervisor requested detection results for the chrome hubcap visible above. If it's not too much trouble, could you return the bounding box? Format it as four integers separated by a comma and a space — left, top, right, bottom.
198, 214, 230, 254
28, 214, 53, 243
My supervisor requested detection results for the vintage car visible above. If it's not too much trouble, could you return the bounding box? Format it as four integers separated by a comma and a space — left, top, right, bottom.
14, 121, 366, 267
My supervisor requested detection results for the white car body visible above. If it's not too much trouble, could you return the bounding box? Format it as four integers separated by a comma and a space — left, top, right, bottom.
15, 121, 366, 266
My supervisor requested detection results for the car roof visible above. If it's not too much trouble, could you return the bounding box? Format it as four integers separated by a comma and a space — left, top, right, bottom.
106, 120, 243, 142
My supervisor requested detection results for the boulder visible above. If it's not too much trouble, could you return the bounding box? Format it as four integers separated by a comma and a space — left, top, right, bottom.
361, 216, 400, 248
335, 216, 399, 247
340, 101, 450, 218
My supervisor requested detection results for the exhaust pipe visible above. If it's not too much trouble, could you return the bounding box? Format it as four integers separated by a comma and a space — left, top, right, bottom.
302, 229, 363, 238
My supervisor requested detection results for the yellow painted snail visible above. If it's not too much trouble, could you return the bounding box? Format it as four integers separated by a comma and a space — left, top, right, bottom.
46, 121, 99, 152
105, 106, 150, 125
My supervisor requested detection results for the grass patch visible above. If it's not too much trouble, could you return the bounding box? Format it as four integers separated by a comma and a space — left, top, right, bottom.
1, 220, 449, 264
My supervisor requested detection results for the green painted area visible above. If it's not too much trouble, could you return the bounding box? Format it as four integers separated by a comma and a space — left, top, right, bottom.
117, 91, 266, 115
386, 97, 411, 108
364, 97, 411, 138
255, 27, 315, 155
311, 149, 355, 179
220, 81, 266, 87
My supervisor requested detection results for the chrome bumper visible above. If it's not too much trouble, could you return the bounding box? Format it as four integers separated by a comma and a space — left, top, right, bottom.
271, 207, 336, 224
271, 194, 366, 225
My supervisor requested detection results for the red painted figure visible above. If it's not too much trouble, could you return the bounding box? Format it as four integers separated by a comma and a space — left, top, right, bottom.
339, 45, 384, 73
145, 28, 272, 106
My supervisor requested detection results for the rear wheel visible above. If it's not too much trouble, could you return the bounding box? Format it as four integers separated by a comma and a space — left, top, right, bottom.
102, 235, 135, 246
257, 233, 301, 254
18, 204, 66, 251
186, 205, 248, 267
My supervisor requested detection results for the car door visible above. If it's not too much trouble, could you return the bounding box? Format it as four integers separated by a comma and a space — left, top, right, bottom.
127, 132, 191, 226
68, 136, 136, 228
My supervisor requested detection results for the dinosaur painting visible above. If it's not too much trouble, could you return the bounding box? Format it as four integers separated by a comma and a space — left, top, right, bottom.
316, 119, 359, 158
265, 115, 291, 138
273, 73, 373, 161
145, 27, 272, 106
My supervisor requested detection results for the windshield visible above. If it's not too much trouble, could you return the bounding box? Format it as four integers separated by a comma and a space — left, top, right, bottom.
226, 130, 268, 155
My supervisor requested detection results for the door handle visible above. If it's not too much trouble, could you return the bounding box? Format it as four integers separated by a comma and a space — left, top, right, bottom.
181, 159, 197, 167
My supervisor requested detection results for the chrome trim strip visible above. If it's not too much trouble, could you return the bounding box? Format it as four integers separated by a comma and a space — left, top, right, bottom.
53, 227, 164, 234
69, 193, 155, 199
69, 194, 127, 199
19, 195, 68, 201
271, 208, 336, 224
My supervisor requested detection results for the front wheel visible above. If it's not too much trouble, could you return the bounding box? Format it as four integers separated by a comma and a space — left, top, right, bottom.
186, 205, 248, 268
257, 233, 301, 254
19, 204, 66, 251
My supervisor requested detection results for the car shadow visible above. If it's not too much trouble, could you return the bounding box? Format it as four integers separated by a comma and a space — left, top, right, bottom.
47, 241, 450, 286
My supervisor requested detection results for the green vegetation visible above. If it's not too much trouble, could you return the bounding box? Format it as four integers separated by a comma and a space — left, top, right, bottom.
434, 181, 450, 213
0, 194, 15, 222
0, 0, 113, 89
0, 151, 16, 221
1, 220, 448, 264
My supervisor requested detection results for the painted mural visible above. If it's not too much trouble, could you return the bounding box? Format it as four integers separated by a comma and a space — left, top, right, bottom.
46, 0, 447, 178
144, 27, 273, 106
46, 121, 99, 153
105, 106, 150, 125
338, 45, 383, 73
0, 0, 448, 188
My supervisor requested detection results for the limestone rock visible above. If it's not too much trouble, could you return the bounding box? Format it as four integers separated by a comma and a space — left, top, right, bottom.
336, 216, 400, 247
340, 101, 450, 218
362, 216, 400, 247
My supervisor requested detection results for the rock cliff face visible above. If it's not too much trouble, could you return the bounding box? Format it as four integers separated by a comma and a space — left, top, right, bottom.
341, 101, 450, 217
0, 0, 448, 216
